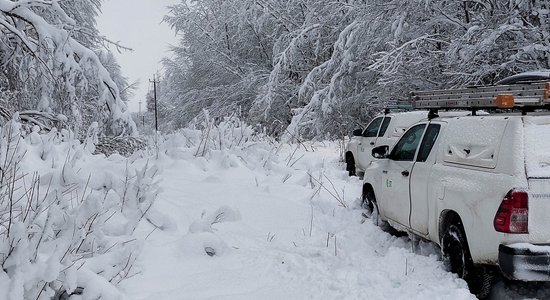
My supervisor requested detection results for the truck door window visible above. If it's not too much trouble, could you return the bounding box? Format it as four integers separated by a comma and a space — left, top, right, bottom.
363, 117, 383, 137
390, 124, 426, 161
378, 117, 392, 137
416, 124, 441, 162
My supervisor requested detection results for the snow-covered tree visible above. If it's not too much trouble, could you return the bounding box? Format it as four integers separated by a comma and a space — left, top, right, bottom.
162, 0, 278, 128
0, 0, 136, 136
160, 0, 550, 139
445, 0, 550, 85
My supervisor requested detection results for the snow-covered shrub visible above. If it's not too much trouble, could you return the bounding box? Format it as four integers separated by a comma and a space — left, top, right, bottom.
180, 206, 242, 257
94, 136, 146, 157
192, 113, 260, 155
154, 114, 278, 170
0, 119, 160, 299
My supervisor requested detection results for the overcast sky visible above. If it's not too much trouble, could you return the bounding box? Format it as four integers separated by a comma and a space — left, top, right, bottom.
97, 0, 179, 112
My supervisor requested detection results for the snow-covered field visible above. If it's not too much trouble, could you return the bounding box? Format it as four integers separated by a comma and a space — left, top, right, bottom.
2, 117, 547, 299
121, 132, 538, 300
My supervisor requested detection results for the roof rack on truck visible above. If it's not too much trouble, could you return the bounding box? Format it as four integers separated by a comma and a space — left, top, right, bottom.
384, 102, 414, 114
409, 79, 550, 117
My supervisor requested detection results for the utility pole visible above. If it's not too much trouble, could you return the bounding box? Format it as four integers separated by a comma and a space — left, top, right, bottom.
149, 75, 159, 132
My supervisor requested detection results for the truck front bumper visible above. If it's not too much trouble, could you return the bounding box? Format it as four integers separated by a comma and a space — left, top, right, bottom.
499, 243, 550, 281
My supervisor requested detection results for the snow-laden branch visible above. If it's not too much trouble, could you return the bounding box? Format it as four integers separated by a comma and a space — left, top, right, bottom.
0, 0, 136, 136
369, 35, 448, 77
285, 20, 365, 141
254, 23, 321, 118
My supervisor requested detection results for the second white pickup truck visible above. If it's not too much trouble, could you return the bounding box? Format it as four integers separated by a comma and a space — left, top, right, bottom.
345, 111, 428, 176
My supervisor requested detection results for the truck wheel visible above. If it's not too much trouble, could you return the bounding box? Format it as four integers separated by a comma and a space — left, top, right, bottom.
441, 223, 493, 299
361, 189, 375, 216
362, 189, 385, 226
346, 154, 356, 177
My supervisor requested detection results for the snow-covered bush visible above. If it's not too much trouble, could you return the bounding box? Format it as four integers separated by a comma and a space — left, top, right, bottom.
0, 119, 159, 299
191, 113, 262, 156
181, 206, 242, 257
155, 114, 277, 168
95, 136, 147, 157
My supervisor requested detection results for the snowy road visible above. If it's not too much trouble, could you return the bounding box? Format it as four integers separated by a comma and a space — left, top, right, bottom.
121, 142, 550, 299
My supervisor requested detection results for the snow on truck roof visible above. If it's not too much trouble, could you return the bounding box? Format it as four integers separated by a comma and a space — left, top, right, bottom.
379, 110, 472, 137
382, 111, 428, 137
382, 110, 471, 120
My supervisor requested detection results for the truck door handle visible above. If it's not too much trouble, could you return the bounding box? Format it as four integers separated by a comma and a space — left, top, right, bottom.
401, 170, 410, 177
382, 170, 388, 174
370, 142, 375, 145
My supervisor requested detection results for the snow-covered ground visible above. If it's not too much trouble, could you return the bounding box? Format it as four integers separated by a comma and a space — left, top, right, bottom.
118, 135, 550, 300
119, 139, 456, 299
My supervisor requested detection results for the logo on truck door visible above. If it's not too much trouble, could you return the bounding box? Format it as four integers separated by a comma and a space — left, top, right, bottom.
386, 179, 392, 188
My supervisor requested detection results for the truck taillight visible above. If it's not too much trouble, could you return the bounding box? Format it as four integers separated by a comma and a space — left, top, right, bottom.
494, 189, 528, 234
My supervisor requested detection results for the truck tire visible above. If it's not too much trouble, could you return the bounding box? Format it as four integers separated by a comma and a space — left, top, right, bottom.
361, 188, 375, 216
346, 154, 356, 177
362, 189, 387, 227
441, 222, 493, 299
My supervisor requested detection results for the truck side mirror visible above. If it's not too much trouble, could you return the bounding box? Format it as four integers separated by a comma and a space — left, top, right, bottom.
352, 129, 363, 137
372, 145, 389, 159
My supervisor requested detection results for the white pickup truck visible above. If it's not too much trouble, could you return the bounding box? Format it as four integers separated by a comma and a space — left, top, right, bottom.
345, 111, 428, 176
362, 114, 550, 298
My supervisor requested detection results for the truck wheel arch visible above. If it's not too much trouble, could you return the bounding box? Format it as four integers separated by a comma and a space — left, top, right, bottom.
438, 210, 463, 244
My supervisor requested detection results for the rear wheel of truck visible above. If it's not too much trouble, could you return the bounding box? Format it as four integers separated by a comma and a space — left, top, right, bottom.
345, 153, 356, 177
441, 222, 493, 299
